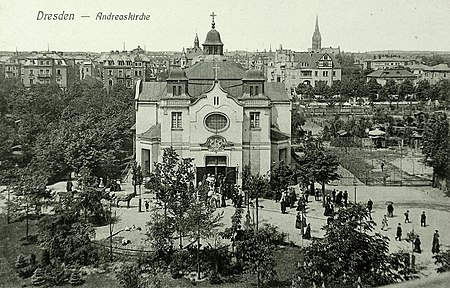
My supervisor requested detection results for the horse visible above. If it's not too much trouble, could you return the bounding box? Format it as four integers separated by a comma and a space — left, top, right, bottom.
113, 193, 135, 208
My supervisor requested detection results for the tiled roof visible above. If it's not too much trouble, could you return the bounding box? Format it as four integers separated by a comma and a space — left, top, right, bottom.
139, 82, 167, 101
185, 60, 245, 79
270, 127, 290, 141
406, 63, 431, 70
264, 83, 290, 102
426, 64, 450, 72
294, 52, 341, 69
366, 68, 416, 78
138, 123, 161, 141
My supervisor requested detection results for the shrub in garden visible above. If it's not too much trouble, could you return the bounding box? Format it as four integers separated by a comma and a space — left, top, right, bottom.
31, 268, 45, 286
15, 254, 28, 268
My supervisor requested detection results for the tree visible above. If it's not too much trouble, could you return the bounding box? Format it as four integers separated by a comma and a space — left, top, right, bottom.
235, 223, 286, 286
367, 78, 382, 101
291, 106, 306, 143
421, 112, 450, 186
247, 173, 270, 230
270, 162, 295, 201
296, 146, 339, 197
415, 80, 431, 101
293, 203, 413, 287
385, 79, 398, 101
146, 148, 196, 251
38, 195, 98, 266
398, 79, 415, 101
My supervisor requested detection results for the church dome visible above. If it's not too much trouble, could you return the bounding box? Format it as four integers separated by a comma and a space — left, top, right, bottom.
243, 69, 265, 81
203, 29, 223, 46
167, 67, 188, 81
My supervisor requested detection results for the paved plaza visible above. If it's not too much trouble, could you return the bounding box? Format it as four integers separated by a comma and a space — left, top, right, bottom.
84, 180, 450, 277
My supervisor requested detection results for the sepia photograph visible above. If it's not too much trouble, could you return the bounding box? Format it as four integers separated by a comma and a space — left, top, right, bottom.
0, 0, 449, 287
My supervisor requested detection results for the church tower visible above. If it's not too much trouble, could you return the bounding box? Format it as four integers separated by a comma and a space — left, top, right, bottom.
203, 12, 224, 55
194, 33, 200, 49
311, 15, 322, 52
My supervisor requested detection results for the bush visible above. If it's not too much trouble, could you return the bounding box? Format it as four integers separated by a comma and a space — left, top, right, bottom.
169, 250, 192, 278
15, 254, 28, 269
115, 262, 140, 288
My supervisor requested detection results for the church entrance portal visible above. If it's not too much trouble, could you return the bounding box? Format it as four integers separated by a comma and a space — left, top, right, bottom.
196, 156, 236, 186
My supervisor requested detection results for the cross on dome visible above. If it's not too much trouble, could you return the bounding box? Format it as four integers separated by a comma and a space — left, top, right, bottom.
210, 12, 217, 28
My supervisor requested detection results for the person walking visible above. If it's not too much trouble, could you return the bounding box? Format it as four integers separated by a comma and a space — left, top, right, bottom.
144, 200, 149, 212
343, 190, 348, 207
395, 223, 402, 241
432, 230, 440, 254
420, 211, 426, 227
404, 210, 410, 223
367, 199, 373, 219
381, 215, 388, 231
414, 235, 422, 253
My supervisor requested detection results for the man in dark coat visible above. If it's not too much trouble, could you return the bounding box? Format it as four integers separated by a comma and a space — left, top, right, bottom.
414, 235, 422, 253
395, 223, 402, 241
404, 210, 410, 223
332, 189, 336, 203
432, 230, 440, 254
343, 190, 348, 207
421, 211, 426, 227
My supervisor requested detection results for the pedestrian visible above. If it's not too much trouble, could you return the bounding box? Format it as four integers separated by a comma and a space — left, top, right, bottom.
395, 223, 402, 241
304, 223, 311, 240
295, 211, 302, 229
281, 198, 287, 214
381, 215, 388, 231
403, 210, 410, 223
367, 199, 373, 212
332, 189, 336, 203
432, 230, 440, 254
343, 190, 348, 207
144, 200, 149, 212
420, 211, 426, 227
381, 162, 384, 172
414, 235, 422, 253
387, 203, 394, 217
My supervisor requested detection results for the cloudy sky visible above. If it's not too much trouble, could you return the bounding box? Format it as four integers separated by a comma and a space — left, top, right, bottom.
0, 0, 449, 53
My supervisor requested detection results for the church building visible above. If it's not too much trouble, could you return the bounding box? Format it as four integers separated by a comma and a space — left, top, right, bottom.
134, 15, 291, 186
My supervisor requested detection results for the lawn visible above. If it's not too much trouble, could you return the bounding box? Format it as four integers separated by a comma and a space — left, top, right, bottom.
0, 215, 120, 288
1, 214, 302, 288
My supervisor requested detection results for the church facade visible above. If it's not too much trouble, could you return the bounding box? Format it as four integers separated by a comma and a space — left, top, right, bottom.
134, 16, 291, 186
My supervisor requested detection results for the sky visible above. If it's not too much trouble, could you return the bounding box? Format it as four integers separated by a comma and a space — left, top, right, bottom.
0, 0, 449, 53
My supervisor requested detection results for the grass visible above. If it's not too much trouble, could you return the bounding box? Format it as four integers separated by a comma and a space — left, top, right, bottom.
0, 214, 302, 288
0, 215, 121, 288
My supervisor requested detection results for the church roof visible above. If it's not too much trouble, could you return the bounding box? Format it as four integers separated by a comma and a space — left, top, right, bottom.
243, 69, 265, 81
167, 67, 188, 81
264, 83, 290, 102
139, 82, 167, 101
203, 29, 223, 46
138, 123, 161, 141
271, 127, 290, 141
185, 60, 245, 79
